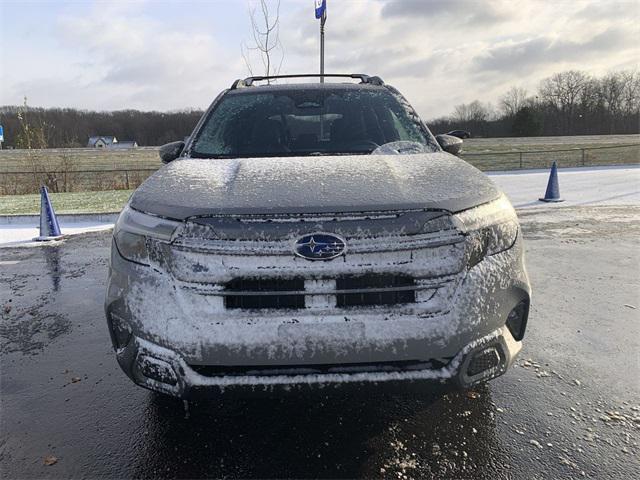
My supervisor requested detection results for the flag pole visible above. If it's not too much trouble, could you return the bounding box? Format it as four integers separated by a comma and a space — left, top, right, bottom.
319, 4, 326, 141
320, 10, 326, 83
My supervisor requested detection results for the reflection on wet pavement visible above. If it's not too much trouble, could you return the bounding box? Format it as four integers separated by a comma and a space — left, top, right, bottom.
131, 385, 504, 479
42, 245, 61, 292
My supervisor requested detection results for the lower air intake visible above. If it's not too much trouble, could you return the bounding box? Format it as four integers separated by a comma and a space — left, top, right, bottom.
336, 274, 416, 307
224, 278, 305, 310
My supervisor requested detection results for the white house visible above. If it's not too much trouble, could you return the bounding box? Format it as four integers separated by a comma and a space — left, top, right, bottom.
88, 136, 118, 148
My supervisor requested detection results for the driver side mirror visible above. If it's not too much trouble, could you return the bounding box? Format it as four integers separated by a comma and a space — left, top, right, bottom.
435, 134, 463, 155
159, 141, 185, 163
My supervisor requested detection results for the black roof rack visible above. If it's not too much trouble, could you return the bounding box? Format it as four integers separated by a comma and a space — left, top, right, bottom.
230, 74, 384, 89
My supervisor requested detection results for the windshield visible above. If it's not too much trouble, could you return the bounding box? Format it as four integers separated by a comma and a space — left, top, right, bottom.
191, 87, 437, 158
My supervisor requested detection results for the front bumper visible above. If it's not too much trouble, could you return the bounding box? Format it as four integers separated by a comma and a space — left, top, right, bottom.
114, 326, 521, 399
106, 214, 531, 398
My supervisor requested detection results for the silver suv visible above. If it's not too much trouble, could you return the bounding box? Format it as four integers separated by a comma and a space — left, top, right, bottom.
105, 74, 531, 398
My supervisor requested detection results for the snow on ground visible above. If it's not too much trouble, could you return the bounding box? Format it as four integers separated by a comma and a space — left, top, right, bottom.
0, 165, 638, 246
0, 221, 113, 247
489, 165, 640, 209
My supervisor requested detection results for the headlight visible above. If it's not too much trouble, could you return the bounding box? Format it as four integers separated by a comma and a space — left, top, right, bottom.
454, 194, 519, 268
114, 230, 150, 265
113, 205, 181, 265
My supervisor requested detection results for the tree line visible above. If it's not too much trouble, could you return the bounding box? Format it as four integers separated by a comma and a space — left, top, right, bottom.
0, 103, 204, 148
430, 69, 639, 137
0, 69, 638, 149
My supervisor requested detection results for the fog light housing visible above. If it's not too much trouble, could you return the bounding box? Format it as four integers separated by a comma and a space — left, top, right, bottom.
109, 312, 132, 349
506, 300, 529, 341
138, 355, 178, 386
467, 347, 501, 376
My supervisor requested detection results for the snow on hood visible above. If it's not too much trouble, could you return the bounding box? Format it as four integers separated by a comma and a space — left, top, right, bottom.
130, 153, 500, 220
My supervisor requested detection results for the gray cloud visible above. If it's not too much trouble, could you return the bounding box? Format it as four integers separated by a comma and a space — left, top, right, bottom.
574, 0, 638, 21
380, 0, 509, 25
472, 26, 633, 73
381, 0, 459, 18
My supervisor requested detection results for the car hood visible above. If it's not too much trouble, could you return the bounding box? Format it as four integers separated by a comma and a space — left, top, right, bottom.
130, 153, 500, 219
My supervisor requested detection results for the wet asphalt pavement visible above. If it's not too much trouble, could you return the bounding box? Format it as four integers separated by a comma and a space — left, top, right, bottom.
1, 205, 639, 479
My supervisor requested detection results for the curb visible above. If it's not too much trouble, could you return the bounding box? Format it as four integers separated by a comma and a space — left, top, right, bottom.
0, 213, 119, 225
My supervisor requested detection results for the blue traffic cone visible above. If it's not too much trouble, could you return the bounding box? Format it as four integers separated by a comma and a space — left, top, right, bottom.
539, 161, 564, 202
34, 186, 63, 241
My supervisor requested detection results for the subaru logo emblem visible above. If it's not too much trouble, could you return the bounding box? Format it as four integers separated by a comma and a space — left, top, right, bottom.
293, 233, 347, 261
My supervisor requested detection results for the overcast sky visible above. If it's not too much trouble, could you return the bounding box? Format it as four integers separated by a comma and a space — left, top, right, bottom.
1, 0, 638, 119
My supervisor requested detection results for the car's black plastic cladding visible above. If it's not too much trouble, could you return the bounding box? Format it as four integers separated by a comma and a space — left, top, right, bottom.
182, 81, 443, 157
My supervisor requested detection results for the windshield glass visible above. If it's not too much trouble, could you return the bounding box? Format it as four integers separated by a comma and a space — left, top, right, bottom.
191, 87, 437, 158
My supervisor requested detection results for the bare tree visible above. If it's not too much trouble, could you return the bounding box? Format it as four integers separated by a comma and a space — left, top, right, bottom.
16, 97, 48, 150
499, 87, 528, 118
540, 71, 589, 111
600, 72, 625, 118
539, 70, 590, 133
241, 0, 284, 78
15, 97, 49, 191
453, 100, 491, 123
620, 70, 640, 116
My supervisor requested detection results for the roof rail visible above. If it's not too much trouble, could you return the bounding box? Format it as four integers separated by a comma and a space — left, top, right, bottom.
229, 74, 384, 89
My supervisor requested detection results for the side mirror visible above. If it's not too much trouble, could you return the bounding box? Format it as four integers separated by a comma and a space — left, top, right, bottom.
159, 141, 185, 163
435, 134, 463, 155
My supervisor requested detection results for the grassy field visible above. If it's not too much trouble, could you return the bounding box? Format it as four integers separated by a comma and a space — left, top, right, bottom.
0, 190, 133, 215
0, 147, 160, 195
463, 134, 640, 151
461, 134, 640, 170
0, 147, 161, 171
462, 144, 640, 171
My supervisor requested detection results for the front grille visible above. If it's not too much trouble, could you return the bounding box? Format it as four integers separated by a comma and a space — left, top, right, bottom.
222, 274, 419, 310
189, 358, 451, 377
224, 278, 305, 310
336, 275, 416, 307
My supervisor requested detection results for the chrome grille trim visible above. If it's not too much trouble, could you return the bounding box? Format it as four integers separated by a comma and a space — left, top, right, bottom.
180, 283, 446, 297
171, 230, 464, 256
